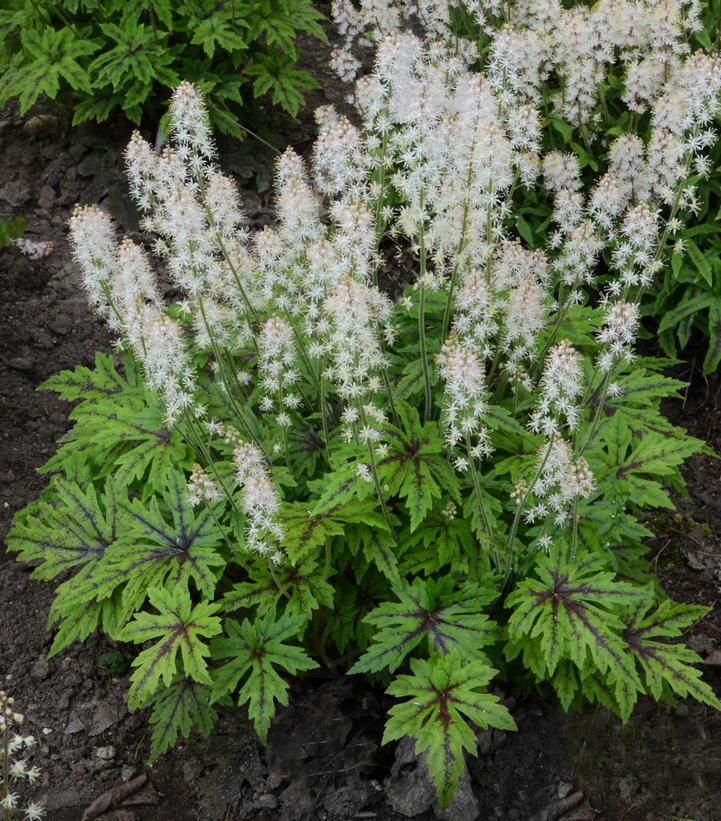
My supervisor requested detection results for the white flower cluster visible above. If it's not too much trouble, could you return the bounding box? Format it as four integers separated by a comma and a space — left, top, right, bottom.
258, 316, 301, 428
525, 435, 595, 526
530, 340, 584, 435
0, 691, 44, 820
187, 463, 220, 507
438, 332, 489, 458
233, 443, 284, 563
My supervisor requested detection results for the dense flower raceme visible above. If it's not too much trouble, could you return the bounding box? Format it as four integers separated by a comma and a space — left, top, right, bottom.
69, 16, 721, 563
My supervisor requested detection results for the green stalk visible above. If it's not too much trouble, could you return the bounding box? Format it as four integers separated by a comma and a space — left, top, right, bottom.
464, 431, 499, 570
281, 306, 321, 392
358, 404, 396, 542
417, 199, 432, 422
570, 497, 580, 560
196, 295, 258, 444
504, 436, 554, 587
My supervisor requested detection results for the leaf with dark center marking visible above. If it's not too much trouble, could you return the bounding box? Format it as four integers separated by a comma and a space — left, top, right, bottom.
349, 577, 498, 675
87, 470, 226, 621
7, 477, 122, 581
120, 583, 222, 710
220, 553, 333, 623
210, 611, 318, 743
39, 354, 190, 490
384, 653, 516, 809
147, 678, 217, 762
506, 552, 647, 715
623, 598, 721, 718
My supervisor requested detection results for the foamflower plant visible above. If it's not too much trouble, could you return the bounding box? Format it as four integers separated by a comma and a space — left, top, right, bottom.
9, 1, 721, 806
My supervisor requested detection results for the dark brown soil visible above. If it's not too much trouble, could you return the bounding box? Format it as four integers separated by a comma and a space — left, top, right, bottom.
2, 87, 721, 821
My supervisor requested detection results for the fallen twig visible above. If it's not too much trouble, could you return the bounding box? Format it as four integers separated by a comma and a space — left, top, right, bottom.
81, 773, 161, 821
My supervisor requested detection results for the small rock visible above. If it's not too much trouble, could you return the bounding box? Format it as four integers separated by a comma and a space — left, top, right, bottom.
0, 470, 15, 484
557, 781, 573, 799
257, 794, 278, 810
182, 758, 203, 784
64, 715, 85, 735
618, 774, 639, 803
95, 745, 116, 761
46, 315, 72, 336
121, 765, 137, 782
30, 656, 50, 680
703, 649, 721, 666
0, 179, 31, 208
37, 184, 56, 210
5, 356, 34, 373
278, 781, 315, 820
76, 154, 102, 177
89, 700, 123, 737
323, 782, 371, 818
688, 634, 717, 653
23, 115, 58, 132
385, 737, 435, 817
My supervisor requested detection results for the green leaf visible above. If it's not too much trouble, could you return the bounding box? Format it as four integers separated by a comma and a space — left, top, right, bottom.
624, 599, 721, 711
10, 27, 98, 112
89, 20, 174, 98
147, 679, 217, 762
210, 612, 318, 742
120, 584, 222, 709
657, 289, 715, 335
384, 654, 516, 809
349, 578, 498, 675
40, 354, 190, 490
7, 477, 121, 581
685, 238, 713, 287
703, 300, 721, 375
79, 470, 226, 621
506, 552, 646, 711
221, 554, 333, 623
378, 402, 457, 531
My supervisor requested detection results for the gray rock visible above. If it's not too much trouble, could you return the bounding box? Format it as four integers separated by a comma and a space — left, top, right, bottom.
95, 745, 116, 760
385, 737, 435, 817
182, 758, 203, 784
46, 313, 72, 336
257, 794, 278, 810
323, 782, 372, 819
279, 781, 315, 821
89, 699, 123, 737
0, 179, 31, 208
30, 655, 50, 680
5, 356, 34, 373
76, 153, 102, 177
37, 184, 56, 210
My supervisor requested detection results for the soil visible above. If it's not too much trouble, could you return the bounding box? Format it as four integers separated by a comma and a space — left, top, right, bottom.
2, 67, 721, 821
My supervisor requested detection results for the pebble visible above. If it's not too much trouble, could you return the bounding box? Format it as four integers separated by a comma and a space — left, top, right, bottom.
30, 655, 50, 680
37, 184, 56, 210
6, 356, 34, 373
120, 765, 137, 782
95, 745, 116, 761
257, 794, 278, 810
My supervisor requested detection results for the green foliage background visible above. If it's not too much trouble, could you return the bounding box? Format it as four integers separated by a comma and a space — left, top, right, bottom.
0, 0, 326, 138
